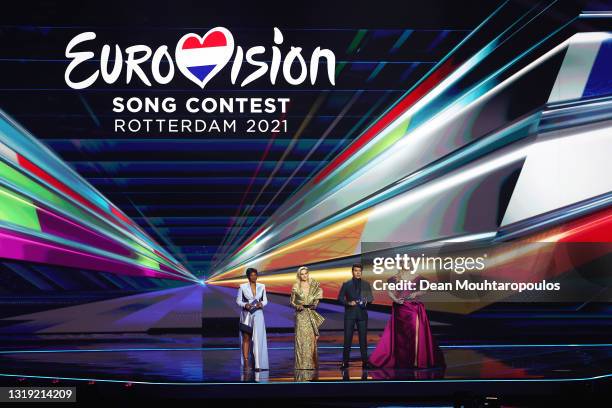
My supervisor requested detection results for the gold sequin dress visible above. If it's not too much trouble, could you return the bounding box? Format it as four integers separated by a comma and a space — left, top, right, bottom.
290, 279, 325, 370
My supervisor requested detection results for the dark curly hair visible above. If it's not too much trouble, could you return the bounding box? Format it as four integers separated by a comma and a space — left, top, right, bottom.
245, 267, 258, 278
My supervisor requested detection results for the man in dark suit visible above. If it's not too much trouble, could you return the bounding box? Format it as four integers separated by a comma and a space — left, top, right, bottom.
337, 263, 374, 369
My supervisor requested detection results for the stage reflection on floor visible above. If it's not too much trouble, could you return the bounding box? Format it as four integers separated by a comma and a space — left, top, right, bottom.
0, 333, 610, 384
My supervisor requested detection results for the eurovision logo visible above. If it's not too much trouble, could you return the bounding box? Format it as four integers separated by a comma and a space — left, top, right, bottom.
64, 27, 336, 89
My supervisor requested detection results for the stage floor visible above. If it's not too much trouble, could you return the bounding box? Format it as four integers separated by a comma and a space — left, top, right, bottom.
0, 333, 610, 384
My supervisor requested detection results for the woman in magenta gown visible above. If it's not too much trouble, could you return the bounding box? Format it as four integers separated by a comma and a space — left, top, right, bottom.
369, 268, 445, 369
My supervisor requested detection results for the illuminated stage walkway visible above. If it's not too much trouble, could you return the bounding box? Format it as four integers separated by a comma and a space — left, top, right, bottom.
0, 333, 610, 383
0, 333, 610, 403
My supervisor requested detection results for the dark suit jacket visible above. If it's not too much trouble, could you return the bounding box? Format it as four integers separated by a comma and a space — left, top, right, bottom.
337, 278, 374, 319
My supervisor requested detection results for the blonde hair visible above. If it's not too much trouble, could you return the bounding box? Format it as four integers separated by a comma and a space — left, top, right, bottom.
295, 266, 310, 288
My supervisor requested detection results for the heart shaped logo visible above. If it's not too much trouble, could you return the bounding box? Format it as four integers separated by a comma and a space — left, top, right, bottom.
175, 27, 235, 89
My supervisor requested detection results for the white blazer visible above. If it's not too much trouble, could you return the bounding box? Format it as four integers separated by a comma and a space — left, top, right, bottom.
236, 282, 268, 309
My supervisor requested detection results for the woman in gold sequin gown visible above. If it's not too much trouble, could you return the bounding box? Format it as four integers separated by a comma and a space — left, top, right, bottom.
290, 266, 325, 370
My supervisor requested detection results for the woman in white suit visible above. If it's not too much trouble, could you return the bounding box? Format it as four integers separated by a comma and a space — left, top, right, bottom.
236, 267, 269, 371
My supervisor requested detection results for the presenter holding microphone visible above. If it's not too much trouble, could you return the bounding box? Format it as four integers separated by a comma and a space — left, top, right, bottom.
236, 267, 269, 371
337, 263, 374, 369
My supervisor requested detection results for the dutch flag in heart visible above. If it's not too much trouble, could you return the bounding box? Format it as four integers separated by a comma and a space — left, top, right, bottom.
175, 27, 235, 89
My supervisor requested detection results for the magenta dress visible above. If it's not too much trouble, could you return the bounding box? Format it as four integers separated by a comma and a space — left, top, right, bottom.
370, 275, 445, 369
